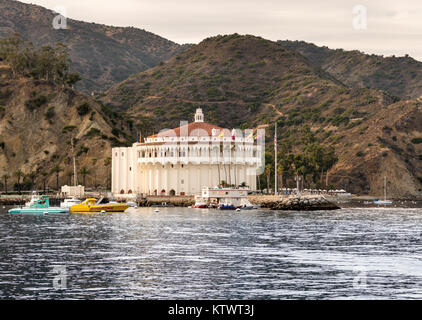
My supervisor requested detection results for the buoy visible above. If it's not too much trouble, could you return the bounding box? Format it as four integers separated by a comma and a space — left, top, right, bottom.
236, 208, 241, 212
154, 209, 160, 213
101, 210, 106, 214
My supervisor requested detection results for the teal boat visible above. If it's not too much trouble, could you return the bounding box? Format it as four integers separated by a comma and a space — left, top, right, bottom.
9, 196, 69, 215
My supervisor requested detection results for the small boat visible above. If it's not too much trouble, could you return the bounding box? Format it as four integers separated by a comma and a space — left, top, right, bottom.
60, 197, 81, 209
9, 196, 68, 215
24, 191, 41, 207
238, 198, 260, 210
70, 198, 129, 213
218, 202, 237, 210
193, 196, 208, 208
239, 204, 261, 210
374, 199, 393, 205
126, 201, 137, 207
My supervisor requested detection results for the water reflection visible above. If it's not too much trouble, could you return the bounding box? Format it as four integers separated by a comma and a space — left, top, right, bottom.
0, 206, 421, 299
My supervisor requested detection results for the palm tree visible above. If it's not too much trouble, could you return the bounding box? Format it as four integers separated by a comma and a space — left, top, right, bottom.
14, 169, 24, 193
41, 171, 48, 193
2, 173, 10, 194
104, 157, 111, 189
277, 165, 284, 193
51, 164, 63, 190
79, 166, 90, 187
265, 164, 272, 194
65, 169, 73, 186
27, 171, 37, 190
91, 158, 97, 188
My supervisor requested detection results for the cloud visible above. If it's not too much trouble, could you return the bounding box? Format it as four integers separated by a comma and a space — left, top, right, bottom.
18, 0, 422, 60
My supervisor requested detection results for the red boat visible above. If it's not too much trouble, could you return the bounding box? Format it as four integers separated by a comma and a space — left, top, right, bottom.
192, 203, 208, 208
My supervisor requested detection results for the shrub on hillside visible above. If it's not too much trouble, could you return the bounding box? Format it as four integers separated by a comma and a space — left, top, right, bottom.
25, 95, 48, 111
77, 102, 91, 116
411, 137, 422, 144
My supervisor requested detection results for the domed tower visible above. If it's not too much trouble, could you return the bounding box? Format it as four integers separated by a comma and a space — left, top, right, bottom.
194, 108, 204, 123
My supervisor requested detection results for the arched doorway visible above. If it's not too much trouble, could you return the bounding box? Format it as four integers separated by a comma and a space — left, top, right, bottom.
160, 189, 166, 196
153, 189, 157, 196
169, 189, 176, 196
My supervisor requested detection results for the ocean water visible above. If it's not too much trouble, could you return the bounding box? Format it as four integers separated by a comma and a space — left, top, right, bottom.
0, 206, 421, 299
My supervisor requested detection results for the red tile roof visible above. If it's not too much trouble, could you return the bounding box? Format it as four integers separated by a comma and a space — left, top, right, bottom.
147, 122, 228, 138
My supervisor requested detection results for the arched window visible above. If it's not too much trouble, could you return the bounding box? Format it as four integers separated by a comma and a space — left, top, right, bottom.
128, 190, 132, 194
169, 190, 176, 196
120, 189, 125, 194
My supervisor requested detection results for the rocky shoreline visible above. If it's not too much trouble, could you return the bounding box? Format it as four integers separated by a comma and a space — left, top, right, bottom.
248, 195, 341, 211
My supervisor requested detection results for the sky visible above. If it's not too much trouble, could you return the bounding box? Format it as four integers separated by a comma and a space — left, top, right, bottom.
19, 0, 422, 60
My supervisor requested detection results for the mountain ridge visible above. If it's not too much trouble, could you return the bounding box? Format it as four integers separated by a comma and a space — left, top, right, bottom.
278, 40, 422, 99
0, 0, 187, 93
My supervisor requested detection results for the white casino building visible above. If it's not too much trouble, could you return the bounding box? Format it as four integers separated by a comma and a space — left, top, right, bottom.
112, 109, 263, 196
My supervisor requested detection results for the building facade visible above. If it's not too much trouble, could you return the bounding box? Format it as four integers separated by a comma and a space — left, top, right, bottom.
112, 109, 263, 196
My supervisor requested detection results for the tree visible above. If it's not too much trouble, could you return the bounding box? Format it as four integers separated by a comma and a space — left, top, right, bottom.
51, 164, 63, 190
104, 157, 111, 189
79, 166, 90, 187
2, 173, 10, 193
265, 164, 272, 194
91, 158, 97, 188
27, 171, 37, 190
14, 169, 24, 193
65, 72, 81, 87
277, 165, 284, 192
0, 34, 79, 87
0, 33, 25, 77
65, 169, 73, 186
41, 171, 48, 193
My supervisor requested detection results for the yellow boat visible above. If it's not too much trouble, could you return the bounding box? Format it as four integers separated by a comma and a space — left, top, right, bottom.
70, 198, 129, 213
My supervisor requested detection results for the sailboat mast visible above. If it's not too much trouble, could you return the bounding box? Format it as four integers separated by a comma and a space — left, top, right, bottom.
71, 138, 77, 187
274, 122, 277, 195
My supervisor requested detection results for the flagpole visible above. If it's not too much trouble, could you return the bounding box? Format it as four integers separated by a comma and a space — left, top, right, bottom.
274, 122, 277, 195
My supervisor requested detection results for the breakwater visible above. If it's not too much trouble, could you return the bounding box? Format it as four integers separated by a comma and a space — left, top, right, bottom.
248, 194, 341, 211
137, 194, 340, 210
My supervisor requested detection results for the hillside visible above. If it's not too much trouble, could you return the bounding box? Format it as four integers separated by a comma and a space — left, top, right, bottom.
278, 40, 422, 99
0, 0, 186, 93
101, 34, 422, 198
0, 62, 134, 190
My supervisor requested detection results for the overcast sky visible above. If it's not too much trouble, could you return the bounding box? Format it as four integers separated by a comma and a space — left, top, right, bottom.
19, 0, 422, 60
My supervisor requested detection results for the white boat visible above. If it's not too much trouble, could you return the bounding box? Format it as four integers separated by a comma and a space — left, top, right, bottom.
196, 187, 258, 210
60, 197, 81, 209
126, 201, 137, 207
374, 199, 393, 205
239, 197, 260, 210
10, 196, 68, 215
193, 196, 208, 208
25, 191, 41, 207
374, 176, 393, 205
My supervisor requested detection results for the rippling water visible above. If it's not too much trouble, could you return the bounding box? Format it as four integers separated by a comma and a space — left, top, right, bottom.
0, 206, 421, 299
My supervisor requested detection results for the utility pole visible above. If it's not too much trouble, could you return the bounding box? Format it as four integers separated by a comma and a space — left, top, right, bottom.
274, 122, 277, 195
